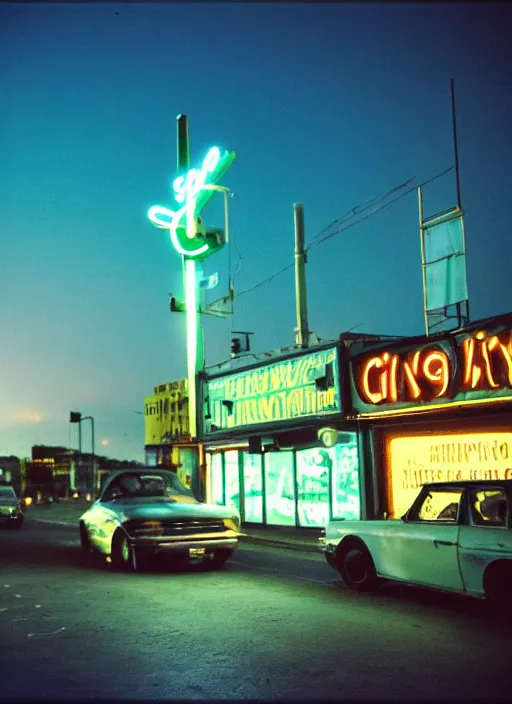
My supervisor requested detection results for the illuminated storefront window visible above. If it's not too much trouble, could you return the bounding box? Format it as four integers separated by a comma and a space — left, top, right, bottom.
242, 452, 263, 523
331, 437, 361, 520
224, 450, 241, 511
264, 451, 295, 526
296, 448, 330, 527
211, 453, 224, 505
206, 435, 361, 527
385, 431, 512, 519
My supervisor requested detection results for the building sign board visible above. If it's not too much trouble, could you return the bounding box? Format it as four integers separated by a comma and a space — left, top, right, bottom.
204, 346, 341, 434
385, 431, 512, 519
350, 323, 512, 414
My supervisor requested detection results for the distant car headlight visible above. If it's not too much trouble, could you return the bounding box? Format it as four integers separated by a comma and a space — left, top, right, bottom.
24, 497, 33, 507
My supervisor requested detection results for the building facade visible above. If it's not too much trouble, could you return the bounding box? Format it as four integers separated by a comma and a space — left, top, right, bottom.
200, 341, 365, 528
346, 311, 512, 520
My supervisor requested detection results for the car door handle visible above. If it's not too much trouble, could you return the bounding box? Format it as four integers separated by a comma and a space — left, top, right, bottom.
434, 540, 456, 548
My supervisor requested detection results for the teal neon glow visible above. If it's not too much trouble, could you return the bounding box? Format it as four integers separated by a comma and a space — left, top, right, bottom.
185, 257, 198, 431
148, 146, 235, 259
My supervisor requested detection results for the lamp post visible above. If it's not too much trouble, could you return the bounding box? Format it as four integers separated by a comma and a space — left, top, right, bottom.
70, 412, 96, 497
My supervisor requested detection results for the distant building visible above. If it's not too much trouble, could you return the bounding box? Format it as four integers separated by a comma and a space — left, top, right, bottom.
144, 379, 203, 497
0, 456, 21, 494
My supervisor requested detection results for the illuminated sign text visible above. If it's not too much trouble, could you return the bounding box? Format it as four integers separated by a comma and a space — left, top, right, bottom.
386, 432, 512, 519
353, 327, 512, 410
148, 146, 235, 259
205, 347, 341, 433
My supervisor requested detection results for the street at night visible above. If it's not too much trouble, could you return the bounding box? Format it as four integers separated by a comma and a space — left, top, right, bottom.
0, 508, 510, 702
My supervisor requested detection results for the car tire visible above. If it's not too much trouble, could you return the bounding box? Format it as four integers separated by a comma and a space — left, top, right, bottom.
203, 549, 234, 571
337, 543, 382, 592
484, 561, 512, 610
111, 529, 137, 572
79, 523, 95, 553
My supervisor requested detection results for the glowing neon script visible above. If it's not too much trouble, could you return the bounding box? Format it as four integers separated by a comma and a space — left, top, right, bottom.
148, 146, 235, 259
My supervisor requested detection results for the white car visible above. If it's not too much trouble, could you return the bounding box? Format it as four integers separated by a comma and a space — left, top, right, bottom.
79, 469, 241, 571
323, 480, 512, 604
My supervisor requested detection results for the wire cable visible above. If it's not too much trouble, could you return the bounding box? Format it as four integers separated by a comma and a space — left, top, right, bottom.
235, 165, 454, 299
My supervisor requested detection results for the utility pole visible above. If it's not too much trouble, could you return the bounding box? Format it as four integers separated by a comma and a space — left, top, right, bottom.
294, 203, 309, 348
177, 114, 202, 440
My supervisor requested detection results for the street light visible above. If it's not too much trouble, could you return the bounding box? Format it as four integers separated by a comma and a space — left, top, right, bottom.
69, 412, 96, 497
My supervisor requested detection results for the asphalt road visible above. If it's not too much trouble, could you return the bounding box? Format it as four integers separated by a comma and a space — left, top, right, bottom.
0, 514, 510, 701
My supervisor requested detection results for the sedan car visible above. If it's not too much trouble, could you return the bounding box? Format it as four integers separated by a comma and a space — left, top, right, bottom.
0, 484, 24, 528
79, 469, 241, 571
323, 480, 512, 604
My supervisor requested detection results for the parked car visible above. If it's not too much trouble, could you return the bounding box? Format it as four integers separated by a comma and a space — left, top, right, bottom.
0, 484, 24, 528
323, 480, 512, 604
79, 468, 241, 571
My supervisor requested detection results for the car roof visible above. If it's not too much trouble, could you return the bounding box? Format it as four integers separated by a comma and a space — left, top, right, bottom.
424, 480, 512, 489
104, 468, 174, 481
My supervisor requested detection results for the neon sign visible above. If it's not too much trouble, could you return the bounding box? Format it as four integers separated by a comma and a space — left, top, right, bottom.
204, 347, 341, 434
148, 146, 236, 259
352, 327, 512, 410
385, 432, 512, 519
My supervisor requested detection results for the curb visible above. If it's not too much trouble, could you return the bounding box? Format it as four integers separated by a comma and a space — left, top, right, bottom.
240, 535, 322, 554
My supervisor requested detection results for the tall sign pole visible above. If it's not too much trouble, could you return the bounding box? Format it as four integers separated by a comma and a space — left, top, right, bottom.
293, 203, 309, 348
148, 116, 236, 441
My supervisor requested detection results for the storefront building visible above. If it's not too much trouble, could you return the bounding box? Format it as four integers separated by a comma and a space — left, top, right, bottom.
201, 342, 364, 528
144, 379, 205, 499
347, 312, 512, 520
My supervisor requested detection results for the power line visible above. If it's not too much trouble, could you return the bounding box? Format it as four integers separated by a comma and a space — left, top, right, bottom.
234, 165, 454, 299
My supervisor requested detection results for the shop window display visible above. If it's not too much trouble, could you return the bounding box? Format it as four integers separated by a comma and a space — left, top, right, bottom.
242, 452, 263, 523
224, 450, 241, 511
330, 437, 361, 521
296, 447, 331, 527
210, 453, 224, 505
264, 451, 295, 526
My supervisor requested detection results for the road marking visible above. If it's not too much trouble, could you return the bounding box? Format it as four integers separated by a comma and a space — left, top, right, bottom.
31, 518, 76, 527
28, 626, 66, 639
230, 560, 330, 585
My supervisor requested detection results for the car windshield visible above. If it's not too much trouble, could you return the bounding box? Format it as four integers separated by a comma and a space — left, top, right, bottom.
0, 486, 16, 500
104, 471, 194, 500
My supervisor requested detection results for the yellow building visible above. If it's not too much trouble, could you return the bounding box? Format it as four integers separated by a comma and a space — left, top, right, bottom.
144, 379, 189, 446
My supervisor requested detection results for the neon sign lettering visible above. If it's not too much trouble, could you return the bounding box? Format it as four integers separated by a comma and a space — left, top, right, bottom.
359, 347, 450, 405
205, 348, 341, 432
355, 328, 512, 407
148, 146, 235, 259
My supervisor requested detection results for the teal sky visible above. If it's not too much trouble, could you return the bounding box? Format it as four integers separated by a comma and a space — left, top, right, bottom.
1, 2, 511, 462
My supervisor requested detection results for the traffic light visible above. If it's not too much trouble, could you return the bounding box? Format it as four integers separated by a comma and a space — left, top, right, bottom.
169, 295, 186, 313
231, 337, 241, 356
70, 412, 81, 423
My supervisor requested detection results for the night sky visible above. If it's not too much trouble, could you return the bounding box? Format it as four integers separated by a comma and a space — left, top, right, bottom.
1, 2, 511, 462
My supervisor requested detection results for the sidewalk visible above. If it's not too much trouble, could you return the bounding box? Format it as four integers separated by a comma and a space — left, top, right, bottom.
25, 500, 324, 554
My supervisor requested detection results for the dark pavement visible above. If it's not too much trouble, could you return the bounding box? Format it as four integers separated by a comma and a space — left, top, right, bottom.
0, 506, 510, 701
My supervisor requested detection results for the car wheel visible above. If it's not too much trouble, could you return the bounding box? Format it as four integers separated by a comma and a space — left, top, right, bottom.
203, 549, 234, 571
337, 543, 382, 592
111, 529, 137, 571
484, 561, 512, 610
79, 523, 95, 553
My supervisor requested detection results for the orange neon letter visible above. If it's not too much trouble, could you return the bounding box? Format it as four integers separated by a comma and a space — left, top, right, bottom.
462, 337, 482, 389
361, 357, 384, 404
422, 350, 450, 397
402, 350, 421, 400
488, 333, 512, 386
